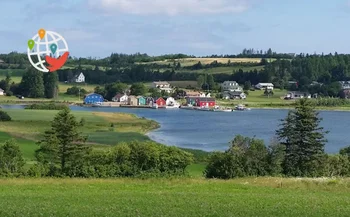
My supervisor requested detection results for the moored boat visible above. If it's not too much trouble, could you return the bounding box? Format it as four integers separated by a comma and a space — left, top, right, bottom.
166, 102, 180, 109
213, 108, 233, 112
234, 104, 251, 111
152, 104, 159, 109
180, 104, 195, 110
91, 102, 103, 107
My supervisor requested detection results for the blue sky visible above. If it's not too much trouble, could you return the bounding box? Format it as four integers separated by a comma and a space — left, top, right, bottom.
1, 0, 350, 58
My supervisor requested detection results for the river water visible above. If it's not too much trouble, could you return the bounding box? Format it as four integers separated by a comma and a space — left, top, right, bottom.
2, 105, 350, 153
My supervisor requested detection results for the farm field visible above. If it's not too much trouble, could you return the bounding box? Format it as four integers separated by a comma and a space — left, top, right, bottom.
0, 177, 349, 217
177, 65, 264, 74
0, 109, 159, 161
138, 57, 275, 67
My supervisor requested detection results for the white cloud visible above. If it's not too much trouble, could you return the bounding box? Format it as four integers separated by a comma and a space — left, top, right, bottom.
89, 0, 251, 15
61, 30, 99, 41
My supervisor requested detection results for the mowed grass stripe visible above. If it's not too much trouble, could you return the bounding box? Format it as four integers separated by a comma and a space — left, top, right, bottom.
0, 178, 349, 217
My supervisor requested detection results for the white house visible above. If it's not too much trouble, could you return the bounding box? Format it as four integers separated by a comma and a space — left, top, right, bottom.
339, 81, 350, 90
221, 81, 242, 92
112, 93, 128, 103
166, 97, 177, 106
153, 81, 170, 89
74, 72, 85, 83
0, 88, 4, 96
153, 81, 173, 93
285, 91, 311, 99
255, 83, 274, 90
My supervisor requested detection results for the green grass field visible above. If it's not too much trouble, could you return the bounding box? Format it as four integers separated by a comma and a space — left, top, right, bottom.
138, 57, 274, 67
0, 109, 159, 161
0, 177, 349, 216
217, 89, 294, 108
178, 65, 265, 74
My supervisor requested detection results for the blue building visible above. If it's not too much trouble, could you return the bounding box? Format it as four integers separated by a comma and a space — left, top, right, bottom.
84, 93, 104, 104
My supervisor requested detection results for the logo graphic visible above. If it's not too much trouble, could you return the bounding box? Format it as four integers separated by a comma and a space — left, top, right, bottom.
27, 29, 69, 72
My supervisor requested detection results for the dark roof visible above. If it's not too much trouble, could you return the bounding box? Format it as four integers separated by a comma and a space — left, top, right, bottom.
230, 91, 243, 96
85, 93, 103, 97
73, 72, 84, 79
289, 91, 310, 95
198, 97, 215, 102
114, 93, 124, 98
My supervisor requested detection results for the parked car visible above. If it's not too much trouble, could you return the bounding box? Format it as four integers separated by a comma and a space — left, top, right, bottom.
16, 95, 24, 99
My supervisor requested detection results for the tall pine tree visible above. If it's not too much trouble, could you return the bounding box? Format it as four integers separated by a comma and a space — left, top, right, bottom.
37, 108, 89, 175
19, 68, 44, 98
276, 99, 328, 177
43, 72, 58, 99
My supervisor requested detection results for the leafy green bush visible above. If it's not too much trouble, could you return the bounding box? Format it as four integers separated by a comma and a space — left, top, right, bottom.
0, 110, 11, 121
25, 103, 68, 110
66, 86, 87, 96
6, 91, 13, 96
0, 140, 24, 176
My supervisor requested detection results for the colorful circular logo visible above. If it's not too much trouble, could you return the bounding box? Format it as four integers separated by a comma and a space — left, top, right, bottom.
27, 29, 69, 72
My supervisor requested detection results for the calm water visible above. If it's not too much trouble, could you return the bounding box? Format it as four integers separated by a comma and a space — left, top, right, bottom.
2, 105, 350, 153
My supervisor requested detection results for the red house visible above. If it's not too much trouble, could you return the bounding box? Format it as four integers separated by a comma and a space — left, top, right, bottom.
186, 97, 216, 107
198, 97, 215, 107
155, 97, 166, 107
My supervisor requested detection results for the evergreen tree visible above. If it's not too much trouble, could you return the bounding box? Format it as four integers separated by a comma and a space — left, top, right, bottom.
43, 72, 59, 99
196, 75, 205, 88
276, 99, 328, 176
4, 73, 11, 92
243, 81, 251, 90
0, 139, 25, 175
19, 68, 44, 98
207, 74, 215, 90
37, 108, 89, 175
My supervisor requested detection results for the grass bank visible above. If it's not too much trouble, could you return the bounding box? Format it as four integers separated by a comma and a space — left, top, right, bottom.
0, 109, 160, 161
0, 177, 349, 216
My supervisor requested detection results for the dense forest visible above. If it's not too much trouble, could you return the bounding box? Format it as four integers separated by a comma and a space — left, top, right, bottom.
1, 49, 350, 98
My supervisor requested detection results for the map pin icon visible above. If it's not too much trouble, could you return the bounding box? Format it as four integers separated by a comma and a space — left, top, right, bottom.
38, 29, 46, 39
28, 39, 35, 50
50, 44, 57, 54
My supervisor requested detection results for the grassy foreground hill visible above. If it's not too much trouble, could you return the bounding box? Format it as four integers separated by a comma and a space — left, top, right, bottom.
0, 177, 349, 217
0, 109, 159, 162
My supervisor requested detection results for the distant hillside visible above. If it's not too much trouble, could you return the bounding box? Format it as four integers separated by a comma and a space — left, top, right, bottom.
137, 57, 274, 66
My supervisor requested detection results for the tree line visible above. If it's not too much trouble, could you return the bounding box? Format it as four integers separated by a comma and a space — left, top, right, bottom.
0, 68, 58, 98
2, 51, 350, 98
205, 99, 350, 178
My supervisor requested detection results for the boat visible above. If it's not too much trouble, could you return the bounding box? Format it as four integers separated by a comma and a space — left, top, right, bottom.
166, 102, 180, 109
180, 104, 195, 110
91, 102, 103, 107
213, 108, 233, 112
196, 105, 212, 111
213, 106, 233, 112
151, 104, 159, 109
234, 104, 251, 111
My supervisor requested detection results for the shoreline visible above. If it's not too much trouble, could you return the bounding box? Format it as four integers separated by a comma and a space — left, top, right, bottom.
2, 100, 350, 112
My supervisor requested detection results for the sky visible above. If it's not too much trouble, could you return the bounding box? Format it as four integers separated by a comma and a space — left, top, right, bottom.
1, 0, 350, 58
